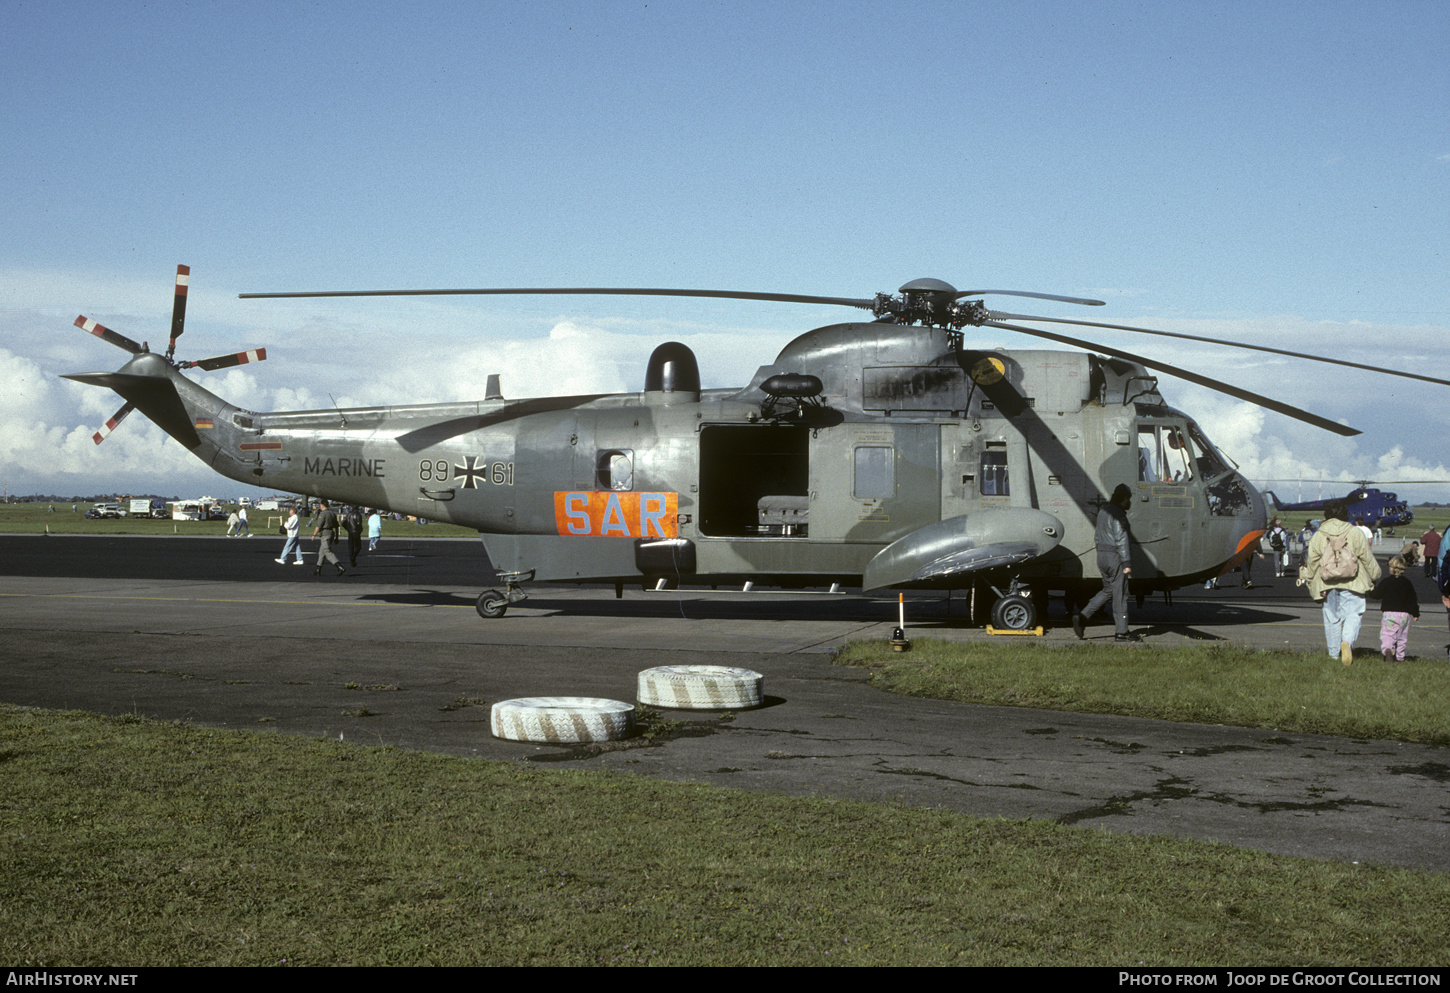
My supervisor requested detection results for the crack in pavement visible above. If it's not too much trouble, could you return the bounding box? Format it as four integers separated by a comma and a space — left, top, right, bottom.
1057, 775, 1397, 826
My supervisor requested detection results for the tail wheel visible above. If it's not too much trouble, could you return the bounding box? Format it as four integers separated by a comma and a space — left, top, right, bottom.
476, 589, 508, 619
991, 593, 1037, 631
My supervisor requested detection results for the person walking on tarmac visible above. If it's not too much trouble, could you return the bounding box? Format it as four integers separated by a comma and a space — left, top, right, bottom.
275, 505, 305, 565
1303, 499, 1380, 665
1267, 518, 1291, 577
1072, 483, 1135, 642
310, 500, 347, 577
342, 505, 363, 568
1421, 525, 1442, 579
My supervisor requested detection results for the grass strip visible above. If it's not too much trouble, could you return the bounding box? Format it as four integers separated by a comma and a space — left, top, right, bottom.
1, 704, 1446, 966
835, 640, 1450, 745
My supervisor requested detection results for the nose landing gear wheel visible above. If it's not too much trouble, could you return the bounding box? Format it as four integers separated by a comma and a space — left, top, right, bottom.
990, 593, 1037, 631
476, 589, 508, 618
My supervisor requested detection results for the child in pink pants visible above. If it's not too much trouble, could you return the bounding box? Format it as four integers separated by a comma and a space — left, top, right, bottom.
1369, 556, 1418, 662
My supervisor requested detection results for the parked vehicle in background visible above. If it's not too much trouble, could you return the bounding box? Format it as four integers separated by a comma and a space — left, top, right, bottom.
171, 501, 207, 521
90, 502, 125, 518
127, 498, 168, 518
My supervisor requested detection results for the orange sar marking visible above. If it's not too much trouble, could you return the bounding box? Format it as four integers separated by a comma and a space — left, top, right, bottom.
553, 492, 678, 538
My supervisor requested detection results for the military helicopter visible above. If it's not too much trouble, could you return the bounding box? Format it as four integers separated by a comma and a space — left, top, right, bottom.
64, 267, 1450, 628
1263, 483, 1419, 529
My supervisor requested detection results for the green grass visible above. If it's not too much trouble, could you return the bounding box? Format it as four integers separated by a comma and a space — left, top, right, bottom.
1, 704, 1446, 966
835, 640, 1450, 745
0, 503, 477, 538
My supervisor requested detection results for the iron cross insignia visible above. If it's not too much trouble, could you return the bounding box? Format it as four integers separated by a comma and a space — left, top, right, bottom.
454, 456, 487, 489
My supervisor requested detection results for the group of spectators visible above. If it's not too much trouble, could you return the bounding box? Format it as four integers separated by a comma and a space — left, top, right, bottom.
1079, 490, 1450, 663
274, 502, 383, 575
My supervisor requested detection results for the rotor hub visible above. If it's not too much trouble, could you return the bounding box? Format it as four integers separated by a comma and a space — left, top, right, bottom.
870, 278, 988, 330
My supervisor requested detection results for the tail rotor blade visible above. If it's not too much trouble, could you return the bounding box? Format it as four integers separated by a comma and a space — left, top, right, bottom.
166, 264, 190, 360
183, 347, 267, 371
74, 316, 143, 354
92, 401, 137, 445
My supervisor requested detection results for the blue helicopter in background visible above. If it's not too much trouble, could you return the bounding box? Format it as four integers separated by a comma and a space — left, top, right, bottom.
1261, 483, 1416, 529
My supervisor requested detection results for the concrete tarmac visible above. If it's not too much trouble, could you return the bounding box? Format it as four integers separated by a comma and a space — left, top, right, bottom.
1, 535, 1447, 872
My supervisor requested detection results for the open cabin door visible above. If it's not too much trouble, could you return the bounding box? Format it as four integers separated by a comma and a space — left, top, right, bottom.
691, 421, 940, 579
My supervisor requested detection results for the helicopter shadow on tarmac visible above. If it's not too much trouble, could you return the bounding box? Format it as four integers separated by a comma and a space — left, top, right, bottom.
350, 584, 1300, 635
353, 585, 895, 622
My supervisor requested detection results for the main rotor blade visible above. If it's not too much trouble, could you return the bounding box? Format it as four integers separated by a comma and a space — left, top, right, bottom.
983, 320, 1361, 437
1263, 478, 1448, 486
167, 264, 190, 359
959, 291, 1105, 306
183, 347, 267, 371
91, 401, 136, 445
240, 286, 879, 309
73, 316, 143, 354
989, 311, 1450, 389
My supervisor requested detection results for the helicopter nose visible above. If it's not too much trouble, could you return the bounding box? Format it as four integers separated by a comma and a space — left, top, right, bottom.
1243, 475, 1269, 523
1227, 475, 1270, 556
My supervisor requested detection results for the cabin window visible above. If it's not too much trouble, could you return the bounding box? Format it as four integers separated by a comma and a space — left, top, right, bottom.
1137, 425, 1195, 483
854, 446, 895, 499
980, 450, 1009, 496
596, 450, 633, 491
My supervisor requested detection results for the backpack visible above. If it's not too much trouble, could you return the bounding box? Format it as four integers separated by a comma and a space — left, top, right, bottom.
1318, 532, 1359, 583
1269, 528, 1285, 551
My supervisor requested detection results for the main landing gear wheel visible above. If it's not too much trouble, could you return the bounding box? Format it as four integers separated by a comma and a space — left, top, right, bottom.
476, 589, 508, 618
991, 594, 1037, 631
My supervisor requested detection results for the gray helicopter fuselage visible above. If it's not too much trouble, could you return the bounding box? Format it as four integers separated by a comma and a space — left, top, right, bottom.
166, 321, 1265, 595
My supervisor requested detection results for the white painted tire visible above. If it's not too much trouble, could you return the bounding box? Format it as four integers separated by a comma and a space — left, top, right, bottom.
636, 665, 764, 710
490, 697, 636, 744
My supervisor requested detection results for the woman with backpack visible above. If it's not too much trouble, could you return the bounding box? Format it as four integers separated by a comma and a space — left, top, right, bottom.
1267, 518, 1291, 577
1303, 500, 1382, 665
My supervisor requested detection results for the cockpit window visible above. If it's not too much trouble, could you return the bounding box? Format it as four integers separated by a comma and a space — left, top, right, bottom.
1186, 420, 1230, 481
1182, 420, 1254, 516
1138, 424, 1194, 483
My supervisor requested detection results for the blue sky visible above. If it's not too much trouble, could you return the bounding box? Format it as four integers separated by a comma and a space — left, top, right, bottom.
2, 0, 1447, 500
